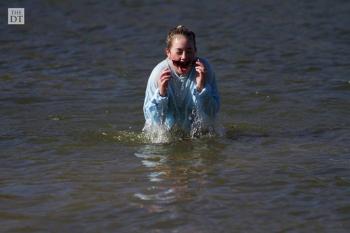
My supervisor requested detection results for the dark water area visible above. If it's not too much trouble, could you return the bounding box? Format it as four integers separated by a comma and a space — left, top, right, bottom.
1, 0, 350, 232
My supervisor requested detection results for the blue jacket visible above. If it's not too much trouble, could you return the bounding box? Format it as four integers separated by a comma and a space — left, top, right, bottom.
143, 58, 220, 134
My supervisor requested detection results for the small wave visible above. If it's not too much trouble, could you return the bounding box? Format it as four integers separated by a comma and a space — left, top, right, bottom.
225, 123, 269, 140
99, 130, 148, 144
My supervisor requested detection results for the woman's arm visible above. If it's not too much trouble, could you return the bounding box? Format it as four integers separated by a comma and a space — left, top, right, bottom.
192, 59, 220, 120
143, 64, 169, 126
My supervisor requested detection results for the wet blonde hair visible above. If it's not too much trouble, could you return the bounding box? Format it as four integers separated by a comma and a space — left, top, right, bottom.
166, 25, 197, 51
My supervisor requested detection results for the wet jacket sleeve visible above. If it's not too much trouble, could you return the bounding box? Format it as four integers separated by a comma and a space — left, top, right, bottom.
192, 63, 220, 120
143, 65, 169, 126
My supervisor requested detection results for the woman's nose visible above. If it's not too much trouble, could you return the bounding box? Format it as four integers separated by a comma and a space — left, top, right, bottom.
181, 51, 187, 60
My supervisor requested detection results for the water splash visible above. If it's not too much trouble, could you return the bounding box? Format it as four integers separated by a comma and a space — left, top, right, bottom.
142, 122, 220, 144
141, 114, 222, 143
98, 127, 175, 145
96, 111, 222, 145
98, 130, 148, 144
189, 106, 226, 140
142, 123, 172, 144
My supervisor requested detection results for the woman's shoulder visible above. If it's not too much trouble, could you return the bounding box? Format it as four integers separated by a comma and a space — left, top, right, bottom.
152, 59, 169, 73
148, 59, 168, 83
198, 57, 213, 70
198, 57, 215, 78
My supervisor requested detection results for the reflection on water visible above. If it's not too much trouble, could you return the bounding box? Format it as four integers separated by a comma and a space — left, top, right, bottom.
133, 140, 224, 214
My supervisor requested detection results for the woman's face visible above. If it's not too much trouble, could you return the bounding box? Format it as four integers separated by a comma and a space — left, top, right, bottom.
166, 35, 196, 75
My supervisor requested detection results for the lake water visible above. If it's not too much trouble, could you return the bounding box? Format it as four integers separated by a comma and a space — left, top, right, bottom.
1, 0, 350, 232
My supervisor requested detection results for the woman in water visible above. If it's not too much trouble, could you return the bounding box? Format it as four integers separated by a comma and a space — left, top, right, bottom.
143, 25, 220, 137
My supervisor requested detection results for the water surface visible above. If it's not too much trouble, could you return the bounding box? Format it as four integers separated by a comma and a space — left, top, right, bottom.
1, 0, 350, 232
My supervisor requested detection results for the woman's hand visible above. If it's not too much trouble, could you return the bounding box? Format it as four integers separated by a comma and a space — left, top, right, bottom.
195, 59, 206, 92
158, 68, 171, 96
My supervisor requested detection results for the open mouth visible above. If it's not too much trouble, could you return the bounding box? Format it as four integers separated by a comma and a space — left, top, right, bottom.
172, 60, 192, 69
